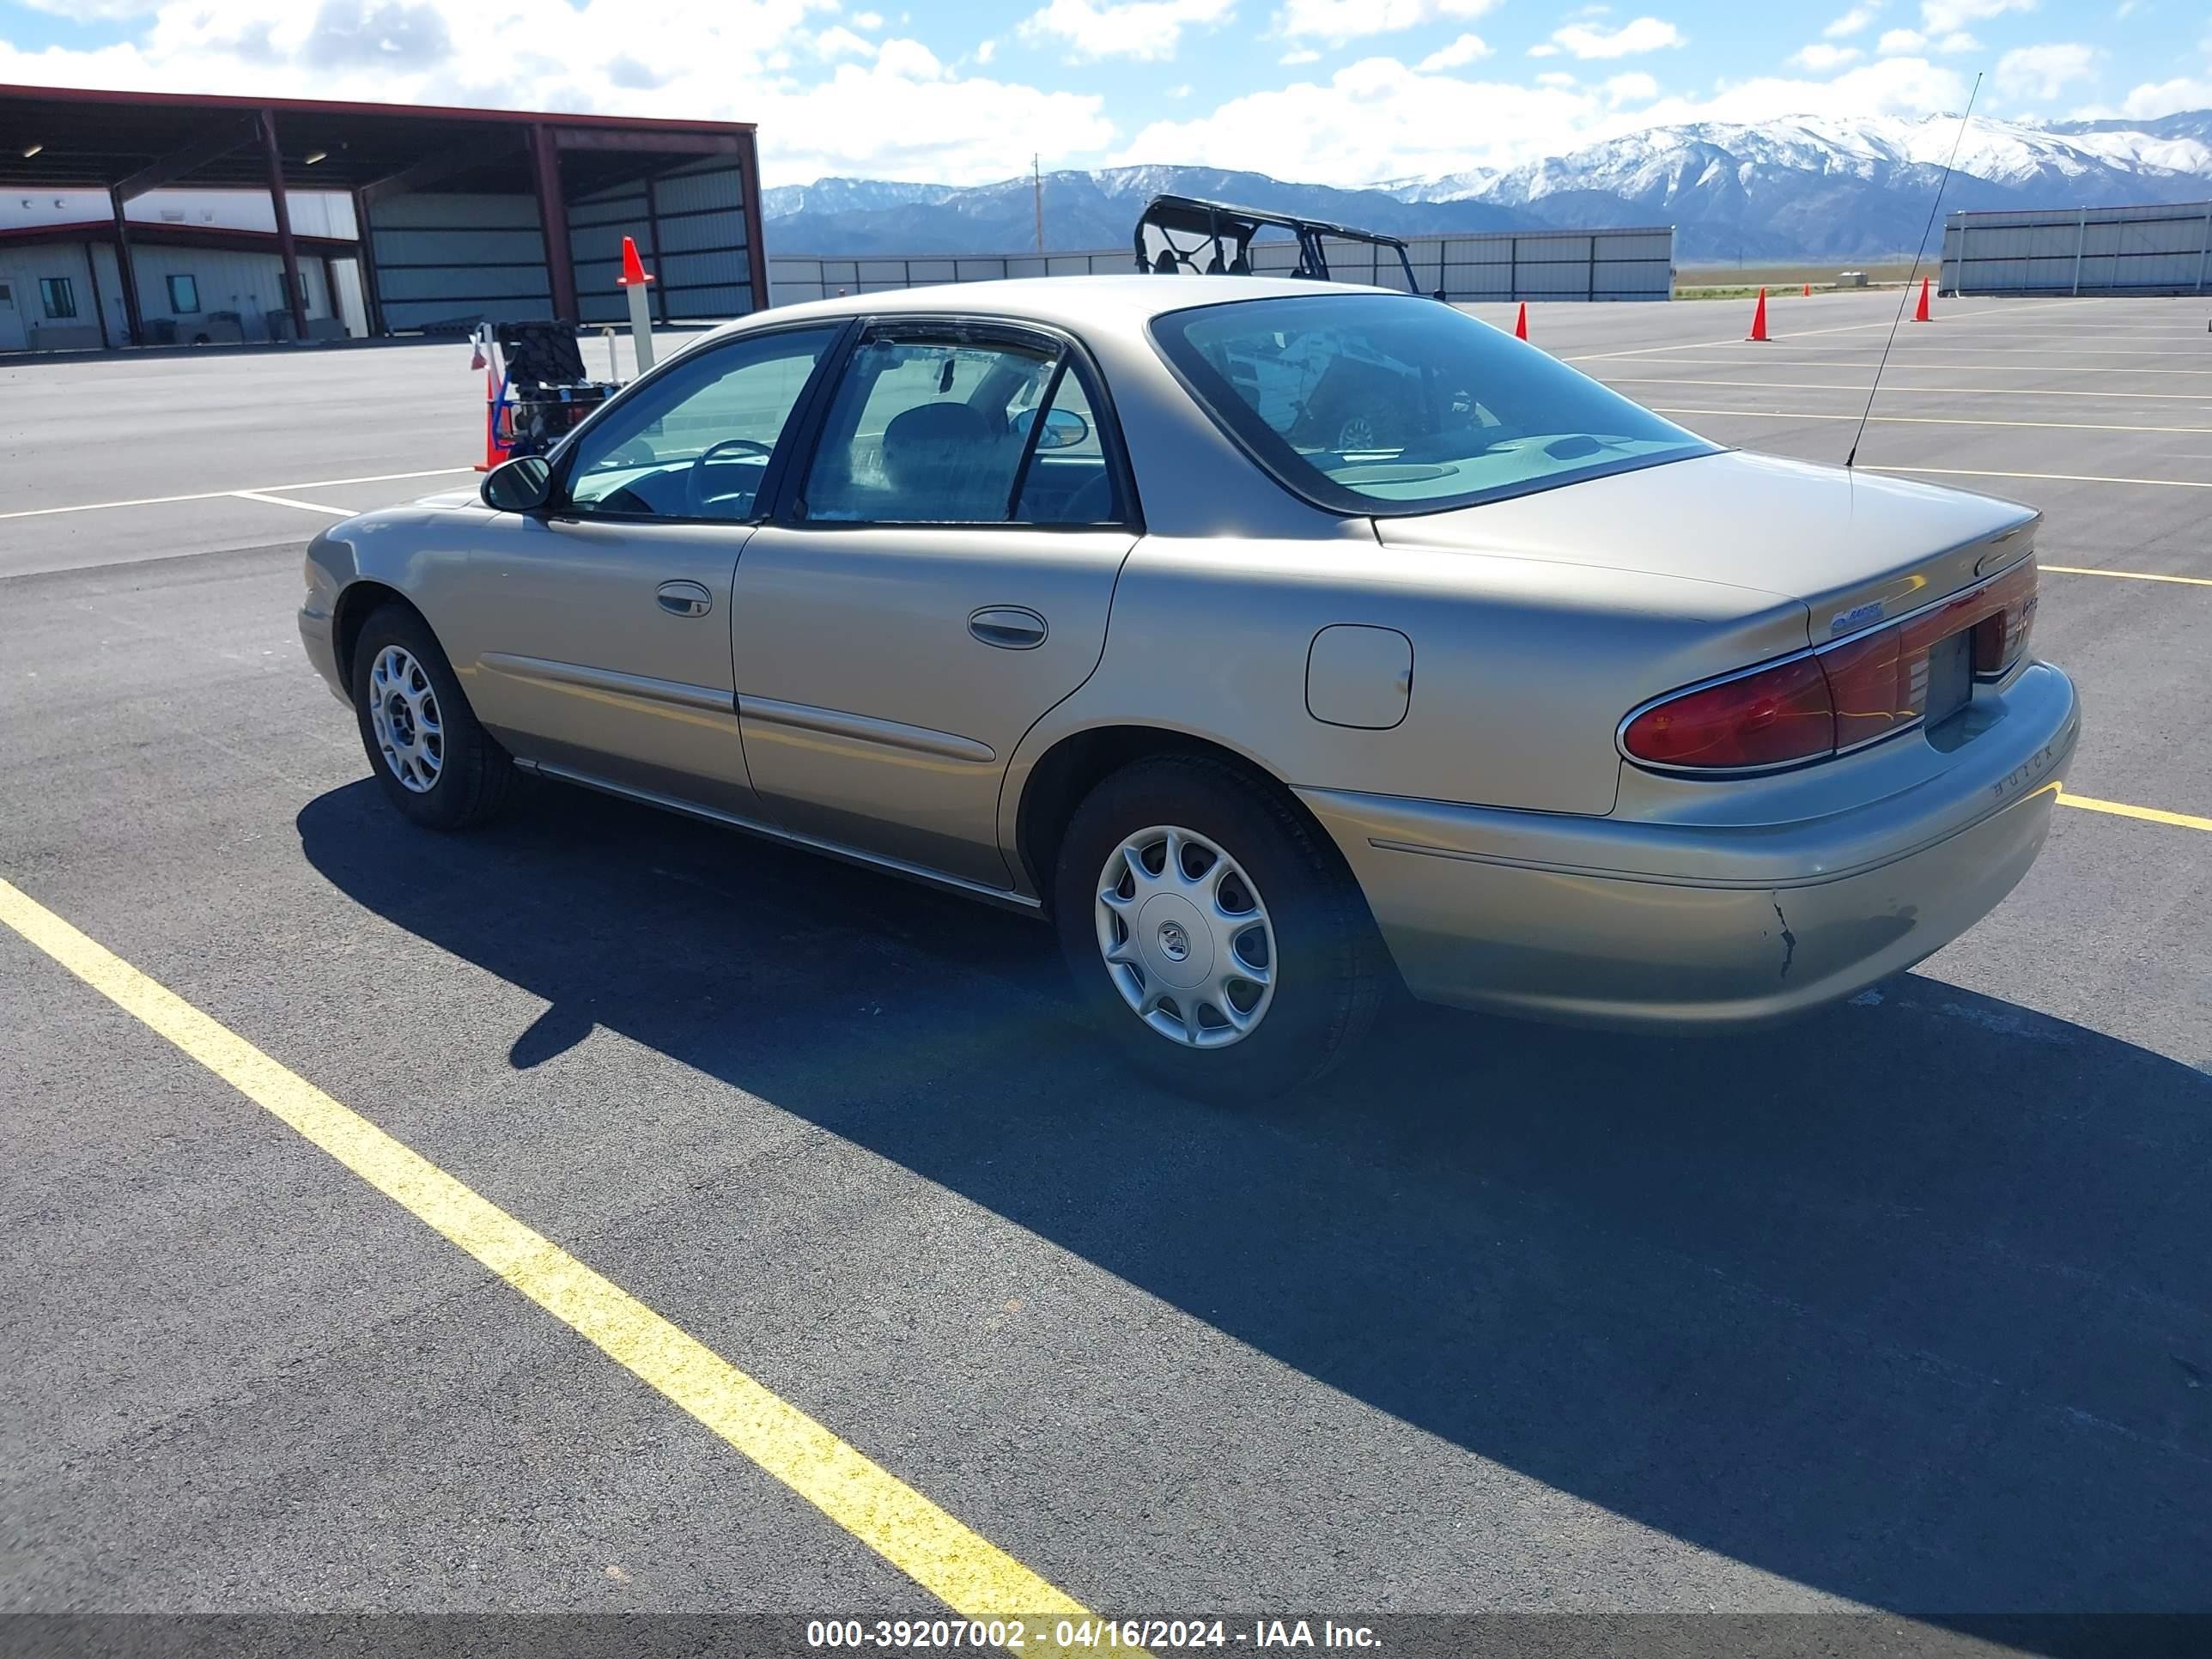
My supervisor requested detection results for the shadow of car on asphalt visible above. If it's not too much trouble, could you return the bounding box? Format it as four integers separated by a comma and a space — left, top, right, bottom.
296, 776, 2212, 1623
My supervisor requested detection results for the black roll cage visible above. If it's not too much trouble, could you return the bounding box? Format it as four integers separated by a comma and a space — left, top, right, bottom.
1133, 192, 1431, 297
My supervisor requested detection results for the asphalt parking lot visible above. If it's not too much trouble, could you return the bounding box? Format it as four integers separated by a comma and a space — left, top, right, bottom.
3, 289, 2209, 1648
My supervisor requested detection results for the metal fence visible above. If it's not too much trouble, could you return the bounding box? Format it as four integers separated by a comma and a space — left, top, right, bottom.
1939, 201, 2212, 296
769, 225, 1674, 307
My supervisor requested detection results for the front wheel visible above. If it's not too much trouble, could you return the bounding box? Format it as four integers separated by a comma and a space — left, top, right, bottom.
1053, 755, 1387, 1103
349, 603, 514, 830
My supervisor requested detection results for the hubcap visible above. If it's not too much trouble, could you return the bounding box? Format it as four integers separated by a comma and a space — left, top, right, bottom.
1095, 824, 1275, 1049
367, 645, 443, 794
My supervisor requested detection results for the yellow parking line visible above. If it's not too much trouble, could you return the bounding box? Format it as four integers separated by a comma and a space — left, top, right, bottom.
2043, 564, 2212, 587
2059, 793, 2212, 833
1650, 404, 2212, 435
0, 877, 1096, 1640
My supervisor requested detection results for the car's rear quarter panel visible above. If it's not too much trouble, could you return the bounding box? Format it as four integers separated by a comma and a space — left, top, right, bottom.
1009, 534, 1815, 826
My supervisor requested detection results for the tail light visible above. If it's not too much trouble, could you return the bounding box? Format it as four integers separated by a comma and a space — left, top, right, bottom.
1622, 556, 2038, 773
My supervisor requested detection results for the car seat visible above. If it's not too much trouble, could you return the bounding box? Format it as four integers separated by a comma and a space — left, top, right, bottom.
880, 401, 1006, 521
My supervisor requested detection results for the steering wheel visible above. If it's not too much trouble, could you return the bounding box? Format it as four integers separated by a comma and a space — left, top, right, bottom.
685, 437, 775, 517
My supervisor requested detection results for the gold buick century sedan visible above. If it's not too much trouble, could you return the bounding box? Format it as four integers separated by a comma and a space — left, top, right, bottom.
300, 276, 2078, 1099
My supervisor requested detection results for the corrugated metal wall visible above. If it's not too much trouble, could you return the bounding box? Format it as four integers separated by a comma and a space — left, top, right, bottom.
569, 155, 755, 325
1940, 201, 2212, 295
769, 226, 1674, 307
0, 240, 104, 349
125, 244, 331, 342
368, 191, 551, 329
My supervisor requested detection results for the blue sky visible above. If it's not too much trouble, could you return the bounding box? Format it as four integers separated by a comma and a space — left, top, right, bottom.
2, 0, 2205, 186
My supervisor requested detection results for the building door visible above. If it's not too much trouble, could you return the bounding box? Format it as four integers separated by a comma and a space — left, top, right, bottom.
0, 283, 26, 351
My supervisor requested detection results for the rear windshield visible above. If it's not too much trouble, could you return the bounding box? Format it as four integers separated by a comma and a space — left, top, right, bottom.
1150, 293, 1717, 515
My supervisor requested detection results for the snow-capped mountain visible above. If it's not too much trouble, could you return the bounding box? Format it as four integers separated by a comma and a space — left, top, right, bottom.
761, 110, 2212, 263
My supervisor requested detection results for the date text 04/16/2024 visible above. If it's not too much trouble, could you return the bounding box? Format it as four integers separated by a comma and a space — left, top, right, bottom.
805, 1619, 1382, 1650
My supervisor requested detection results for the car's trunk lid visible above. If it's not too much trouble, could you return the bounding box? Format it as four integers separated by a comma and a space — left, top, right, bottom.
1374, 449, 2037, 645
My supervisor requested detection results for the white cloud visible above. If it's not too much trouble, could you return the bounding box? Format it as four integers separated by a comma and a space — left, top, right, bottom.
1536, 70, 1577, 86
1823, 4, 1882, 39
851, 9, 884, 25
1111, 50, 1967, 185
1604, 70, 1658, 103
1539, 15, 1685, 59
813, 24, 877, 58
1935, 30, 1978, 50
1995, 41, 2098, 100
1877, 26, 1926, 50
2099, 75, 2212, 118
1276, 0, 1498, 45
975, 36, 997, 61
1417, 32, 1491, 70
1016, 0, 1235, 62
1279, 45, 1321, 62
1919, 0, 2031, 33
0, 0, 1118, 190
1789, 42, 1863, 70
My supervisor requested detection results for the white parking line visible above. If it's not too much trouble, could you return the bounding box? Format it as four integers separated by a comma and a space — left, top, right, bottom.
1599, 376, 2212, 402
1650, 404, 2212, 434
1580, 356, 2212, 376
1864, 465, 2212, 490
231, 490, 357, 517
1561, 297, 2092, 362
0, 467, 471, 523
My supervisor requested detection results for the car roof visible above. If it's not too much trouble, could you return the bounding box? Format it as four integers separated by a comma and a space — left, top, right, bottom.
713, 273, 1411, 338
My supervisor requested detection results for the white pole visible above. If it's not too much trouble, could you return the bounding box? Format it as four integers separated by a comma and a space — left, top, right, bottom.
626, 279, 655, 375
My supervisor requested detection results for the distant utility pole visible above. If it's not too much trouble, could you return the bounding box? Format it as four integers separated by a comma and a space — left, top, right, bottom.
1033, 154, 1045, 255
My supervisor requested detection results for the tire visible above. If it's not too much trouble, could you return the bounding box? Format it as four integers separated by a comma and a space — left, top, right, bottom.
1053, 754, 1387, 1103
349, 603, 514, 830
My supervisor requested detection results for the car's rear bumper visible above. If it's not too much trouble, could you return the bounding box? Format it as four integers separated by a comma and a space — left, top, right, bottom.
1299, 661, 2079, 1029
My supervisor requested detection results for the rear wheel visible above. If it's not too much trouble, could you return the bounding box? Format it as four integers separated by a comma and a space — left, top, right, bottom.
349, 604, 513, 830
1053, 755, 1386, 1102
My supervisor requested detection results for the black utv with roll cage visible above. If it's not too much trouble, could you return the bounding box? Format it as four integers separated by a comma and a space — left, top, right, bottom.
1134, 194, 1456, 452
1132, 193, 1431, 296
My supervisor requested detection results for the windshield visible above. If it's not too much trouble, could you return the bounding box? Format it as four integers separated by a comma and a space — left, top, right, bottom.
1150, 293, 1717, 516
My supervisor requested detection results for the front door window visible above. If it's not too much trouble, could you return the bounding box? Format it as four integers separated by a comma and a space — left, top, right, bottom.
562, 325, 843, 521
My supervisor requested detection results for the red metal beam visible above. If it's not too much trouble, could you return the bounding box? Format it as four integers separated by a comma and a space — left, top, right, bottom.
350, 187, 386, 336
84, 240, 112, 349
258, 109, 309, 341
112, 114, 258, 200
107, 190, 144, 346
738, 130, 770, 316
550, 127, 743, 154
0, 83, 753, 136
358, 137, 523, 207
530, 123, 578, 325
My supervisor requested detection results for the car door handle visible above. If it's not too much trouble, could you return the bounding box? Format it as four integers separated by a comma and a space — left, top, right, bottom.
656, 580, 714, 618
969, 606, 1048, 649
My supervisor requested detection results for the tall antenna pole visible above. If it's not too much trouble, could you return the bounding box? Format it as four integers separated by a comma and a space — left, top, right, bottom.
1033, 154, 1045, 255
1847, 71, 1982, 470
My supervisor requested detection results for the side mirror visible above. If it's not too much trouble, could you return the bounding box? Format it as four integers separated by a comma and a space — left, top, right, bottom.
1035, 405, 1091, 451
480, 454, 552, 513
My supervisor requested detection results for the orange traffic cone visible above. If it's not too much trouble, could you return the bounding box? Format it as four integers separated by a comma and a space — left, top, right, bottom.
1513, 301, 1528, 341
617, 235, 653, 289
1912, 276, 1932, 323
1802, 282, 1811, 297
1747, 287, 1769, 343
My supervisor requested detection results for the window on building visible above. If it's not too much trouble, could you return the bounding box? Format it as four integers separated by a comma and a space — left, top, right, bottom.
39, 277, 77, 320
167, 274, 201, 313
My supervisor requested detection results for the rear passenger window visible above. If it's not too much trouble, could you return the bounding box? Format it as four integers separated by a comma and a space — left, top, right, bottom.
799, 335, 1119, 527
